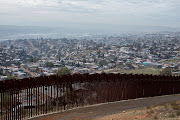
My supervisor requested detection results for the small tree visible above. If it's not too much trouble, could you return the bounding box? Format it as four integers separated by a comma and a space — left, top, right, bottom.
160, 68, 172, 75
55, 67, 71, 75
45, 62, 54, 68
99, 60, 107, 67
15, 61, 21, 68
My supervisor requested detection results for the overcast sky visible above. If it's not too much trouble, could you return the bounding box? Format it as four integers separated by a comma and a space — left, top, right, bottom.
0, 0, 180, 28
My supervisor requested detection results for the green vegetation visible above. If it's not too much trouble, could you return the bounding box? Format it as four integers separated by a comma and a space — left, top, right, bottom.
54, 67, 71, 75
114, 68, 161, 75
0, 69, 5, 76
45, 62, 54, 68
28, 56, 38, 63
7, 75, 16, 80
99, 60, 107, 67
160, 68, 172, 75
15, 61, 21, 66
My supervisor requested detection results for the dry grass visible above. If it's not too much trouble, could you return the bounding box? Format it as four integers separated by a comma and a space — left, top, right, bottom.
94, 101, 180, 120
171, 102, 180, 110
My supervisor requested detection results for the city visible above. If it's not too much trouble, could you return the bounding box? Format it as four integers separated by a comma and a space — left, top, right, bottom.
0, 32, 180, 80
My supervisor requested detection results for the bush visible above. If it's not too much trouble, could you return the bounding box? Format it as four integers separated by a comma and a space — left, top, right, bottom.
169, 113, 176, 118
160, 68, 172, 75
171, 103, 180, 110
55, 67, 71, 75
176, 111, 180, 116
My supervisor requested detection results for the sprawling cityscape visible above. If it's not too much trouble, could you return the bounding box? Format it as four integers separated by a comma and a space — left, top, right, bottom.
0, 32, 180, 80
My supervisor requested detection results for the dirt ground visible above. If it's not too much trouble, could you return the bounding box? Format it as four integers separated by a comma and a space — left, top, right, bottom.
94, 101, 180, 120
32, 94, 180, 120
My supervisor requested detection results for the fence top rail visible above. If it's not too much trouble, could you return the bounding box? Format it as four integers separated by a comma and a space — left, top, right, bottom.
0, 73, 180, 92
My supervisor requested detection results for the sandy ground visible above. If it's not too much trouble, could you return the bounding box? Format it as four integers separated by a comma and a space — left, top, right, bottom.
32, 94, 180, 120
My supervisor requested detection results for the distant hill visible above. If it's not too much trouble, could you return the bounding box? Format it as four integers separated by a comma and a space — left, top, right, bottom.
0, 25, 62, 38
0, 25, 179, 40
0, 25, 75, 40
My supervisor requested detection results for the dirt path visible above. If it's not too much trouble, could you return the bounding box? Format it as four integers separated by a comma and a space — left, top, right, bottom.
32, 94, 180, 120
20, 67, 37, 77
27, 40, 40, 54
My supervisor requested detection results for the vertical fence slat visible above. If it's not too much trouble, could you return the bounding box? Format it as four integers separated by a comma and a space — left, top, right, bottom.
0, 81, 3, 120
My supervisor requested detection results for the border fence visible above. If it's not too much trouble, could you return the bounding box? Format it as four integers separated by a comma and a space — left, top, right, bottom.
0, 73, 180, 120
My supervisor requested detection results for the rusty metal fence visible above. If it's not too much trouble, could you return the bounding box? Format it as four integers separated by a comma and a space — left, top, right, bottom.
0, 73, 180, 120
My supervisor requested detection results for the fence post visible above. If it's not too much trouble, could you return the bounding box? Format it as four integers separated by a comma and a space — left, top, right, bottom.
0, 81, 3, 120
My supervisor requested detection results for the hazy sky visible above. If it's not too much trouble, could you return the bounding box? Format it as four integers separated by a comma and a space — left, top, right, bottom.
0, 0, 180, 28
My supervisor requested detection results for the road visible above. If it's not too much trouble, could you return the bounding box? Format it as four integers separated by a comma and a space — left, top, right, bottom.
32, 94, 180, 120
27, 40, 40, 55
